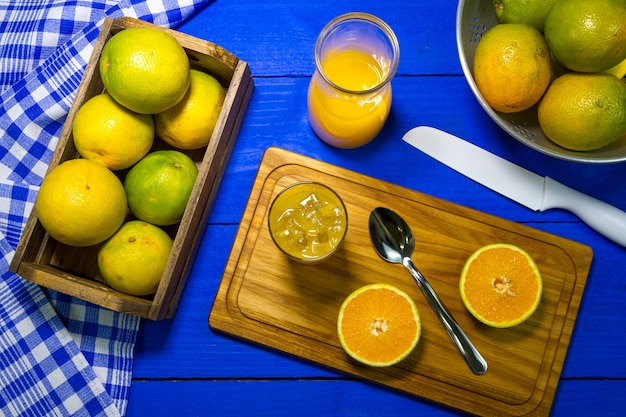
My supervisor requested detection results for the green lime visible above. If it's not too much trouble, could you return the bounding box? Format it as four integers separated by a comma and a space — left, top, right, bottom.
538, 72, 626, 151
124, 150, 198, 226
544, 0, 626, 72
98, 220, 173, 296
493, 0, 559, 32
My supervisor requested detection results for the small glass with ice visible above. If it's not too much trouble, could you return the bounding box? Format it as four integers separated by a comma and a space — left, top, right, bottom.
268, 182, 348, 264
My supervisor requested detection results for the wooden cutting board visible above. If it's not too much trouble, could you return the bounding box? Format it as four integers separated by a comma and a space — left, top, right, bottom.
209, 147, 593, 416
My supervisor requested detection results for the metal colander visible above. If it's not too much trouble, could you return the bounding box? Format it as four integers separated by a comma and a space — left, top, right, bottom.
456, 0, 626, 163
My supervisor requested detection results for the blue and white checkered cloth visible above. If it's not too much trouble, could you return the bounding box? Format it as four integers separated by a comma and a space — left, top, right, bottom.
0, 1, 210, 415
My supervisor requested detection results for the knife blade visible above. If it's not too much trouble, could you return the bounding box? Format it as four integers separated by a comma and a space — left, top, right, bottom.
403, 126, 626, 247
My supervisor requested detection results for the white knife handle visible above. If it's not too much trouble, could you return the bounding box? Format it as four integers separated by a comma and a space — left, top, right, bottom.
541, 177, 626, 247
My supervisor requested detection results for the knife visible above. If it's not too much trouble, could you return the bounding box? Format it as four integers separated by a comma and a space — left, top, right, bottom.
402, 126, 626, 247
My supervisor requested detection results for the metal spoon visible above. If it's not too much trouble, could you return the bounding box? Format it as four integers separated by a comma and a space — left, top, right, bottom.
369, 207, 488, 376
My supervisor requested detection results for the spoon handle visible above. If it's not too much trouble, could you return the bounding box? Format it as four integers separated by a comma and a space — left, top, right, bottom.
403, 257, 488, 376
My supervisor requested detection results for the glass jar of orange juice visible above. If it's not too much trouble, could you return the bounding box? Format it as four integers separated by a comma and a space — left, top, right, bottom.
307, 13, 400, 149
268, 182, 348, 264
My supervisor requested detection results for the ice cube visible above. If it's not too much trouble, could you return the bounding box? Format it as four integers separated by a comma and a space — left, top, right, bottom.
308, 229, 329, 255
298, 192, 321, 219
316, 202, 344, 233
275, 209, 308, 251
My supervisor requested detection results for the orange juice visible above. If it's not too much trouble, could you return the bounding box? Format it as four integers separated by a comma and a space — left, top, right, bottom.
268, 182, 347, 263
307, 49, 392, 149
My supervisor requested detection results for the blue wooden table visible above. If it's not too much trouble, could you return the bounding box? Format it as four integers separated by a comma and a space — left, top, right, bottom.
126, 1, 626, 415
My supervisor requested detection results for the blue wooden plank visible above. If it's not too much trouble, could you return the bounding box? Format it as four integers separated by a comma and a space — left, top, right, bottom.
177, 0, 461, 77
207, 76, 625, 227
125, 379, 626, 416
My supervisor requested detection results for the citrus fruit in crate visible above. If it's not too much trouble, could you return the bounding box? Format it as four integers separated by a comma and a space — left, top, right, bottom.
473, 23, 552, 113
99, 27, 190, 114
155, 69, 226, 150
98, 220, 173, 296
544, 0, 626, 73
36, 159, 127, 247
538, 72, 626, 151
493, 0, 559, 32
605, 57, 626, 79
460, 243, 542, 328
124, 150, 198, 226
72, 93, 154, 170
337, 283, 421, 367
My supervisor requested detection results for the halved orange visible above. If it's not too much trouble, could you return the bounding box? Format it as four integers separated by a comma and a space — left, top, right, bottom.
460, 243, 542, 328
337, 283, 421, 367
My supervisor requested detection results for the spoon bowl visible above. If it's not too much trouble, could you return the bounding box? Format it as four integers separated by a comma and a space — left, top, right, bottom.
368, 206, 413, 263
369, 207, 488, 376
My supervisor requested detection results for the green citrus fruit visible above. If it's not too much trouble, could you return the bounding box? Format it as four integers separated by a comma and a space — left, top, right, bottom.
473, 23, 552, 113
544, 0, 626, 72
493, 0, 559, 32
98, 220, 173, 296
538, 72, 626, 151
155, 69, 226, 150
73, 93, 154, 170
124, 150, 198, 226
36, 159, 127, 247
99, 27, 190, 114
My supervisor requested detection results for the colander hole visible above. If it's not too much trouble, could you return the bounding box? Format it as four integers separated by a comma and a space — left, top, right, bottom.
510, 121, 537, 138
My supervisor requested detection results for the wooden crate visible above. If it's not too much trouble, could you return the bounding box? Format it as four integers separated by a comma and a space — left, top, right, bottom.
10, 17, 254, 320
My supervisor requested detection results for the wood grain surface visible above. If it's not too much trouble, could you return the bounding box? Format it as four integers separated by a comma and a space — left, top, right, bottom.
209, 147, 593, 417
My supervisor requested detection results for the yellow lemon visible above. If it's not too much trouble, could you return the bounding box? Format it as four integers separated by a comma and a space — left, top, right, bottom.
73, 93, 154, 170
544, 0, 626, 72
538, 72, 626, 151
99, 27, 190, 114
124, 150, 198, 226
154, 69, 225, 150
36, 159, 127, 247
473, 23, 552, 113
98, 220, 173, 296
493, 0, 560, 32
